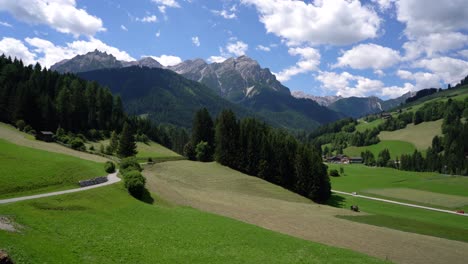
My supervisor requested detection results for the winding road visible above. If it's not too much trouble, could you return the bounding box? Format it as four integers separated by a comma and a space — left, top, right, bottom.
0, 171, 120, 205
332, 189, 468, 216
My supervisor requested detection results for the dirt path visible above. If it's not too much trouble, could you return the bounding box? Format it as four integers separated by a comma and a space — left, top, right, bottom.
0, 172, 120, 205
0, 123, 108, 162
143, 161, 468, 264
332, 190, 468, 216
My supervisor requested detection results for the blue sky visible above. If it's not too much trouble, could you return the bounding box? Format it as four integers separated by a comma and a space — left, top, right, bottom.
0, 0, 467, 99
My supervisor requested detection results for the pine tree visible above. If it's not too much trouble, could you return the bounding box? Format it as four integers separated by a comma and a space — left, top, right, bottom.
118, 122, 137, 157
214, 109, 239, 167
109, 131, 119, 153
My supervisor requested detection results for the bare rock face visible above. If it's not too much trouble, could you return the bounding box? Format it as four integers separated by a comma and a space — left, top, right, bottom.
292, 91, 342, 107
0, 250, 14, 264
51, 50, 123, 73
170, 56, 290, 102
122, 57, 163, 69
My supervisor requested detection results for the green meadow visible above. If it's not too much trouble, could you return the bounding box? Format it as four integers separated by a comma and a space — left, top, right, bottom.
0, 139, 104, 199
343, 140, 416, 159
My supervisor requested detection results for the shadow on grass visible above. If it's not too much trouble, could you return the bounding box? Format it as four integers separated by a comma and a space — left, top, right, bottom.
139, 188, 154, 204
327, 194, 346, 208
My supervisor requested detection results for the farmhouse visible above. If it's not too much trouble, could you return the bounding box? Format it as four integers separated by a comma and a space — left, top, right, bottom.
349, 157, 363, 163
380, 112, 392, 119
35, 131, 54, 142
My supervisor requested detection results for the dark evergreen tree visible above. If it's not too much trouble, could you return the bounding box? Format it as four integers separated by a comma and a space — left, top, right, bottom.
118, 122, 137, 157
214, 109, 239, 167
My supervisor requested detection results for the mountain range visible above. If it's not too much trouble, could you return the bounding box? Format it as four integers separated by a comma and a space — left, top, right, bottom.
53, 50, 343, 130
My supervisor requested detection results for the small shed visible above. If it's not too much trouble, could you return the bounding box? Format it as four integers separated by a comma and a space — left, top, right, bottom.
349, 157, 363, 164
36, 131, 54, 142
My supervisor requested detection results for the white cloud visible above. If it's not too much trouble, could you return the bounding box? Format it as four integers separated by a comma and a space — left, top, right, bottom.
158, 5, 167, 14
256, 45, 270, 52
0, 37, 36, 65
207, 56, 228, 63
397, 70, 441, 89
152, 0, 180, 8
413, 57, 468, 85
147, 55, 182, 66
374, 69, 385, 77
137, 15, 157, 23
334, 43, 401, 70
24, 37, 134, 67
0, 21, 12, 27
316, 71, 414, 98
211, 5, 237, 19
0, 0, 105, 37
403, 32, 468, 60
372, 0, 394, 11
192, 36, 200, 47
242, 0, 381, 46
225, 41, 248, 56
396, 0, 468, 38
459, 50, 468, 58
275, 47, 320, 82
155, 30, 161, 38
121, 25, 128, 31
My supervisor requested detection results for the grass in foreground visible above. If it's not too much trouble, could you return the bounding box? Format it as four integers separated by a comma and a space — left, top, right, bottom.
0, 139, 104, 199
344, 140, 416, 159
0, 184, 385, 264
378, 119, 442, 150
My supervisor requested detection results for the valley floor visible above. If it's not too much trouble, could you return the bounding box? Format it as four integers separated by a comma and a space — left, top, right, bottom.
143, 161, 468, 264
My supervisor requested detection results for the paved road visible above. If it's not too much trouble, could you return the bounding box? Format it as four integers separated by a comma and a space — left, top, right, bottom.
332, 189, 468, 217
0, 171, 121, 205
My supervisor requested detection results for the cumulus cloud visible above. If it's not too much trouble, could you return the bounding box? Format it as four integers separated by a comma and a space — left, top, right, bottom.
121, 25, 128, 31
372, 0, 394, 11
192, 36, 200, 47
242, 0, 381, 46
0, 21, 12, 27
256, 45, 271, 52
316, 71, 414, 98
413, 57, 468, 85
152, 0, 180, 8
275, 47, 320, 82
137, 15, 157, 23
147, 54, 182, 66
211, 5, 237, 19
459, 50, 468, 58
0, 37, 36, 65
396, 0, 468, 38
225, 41, 248, 56
397, 70, 441, 89
207, 56, 228, 63
12, 37, 135, 67
334, 43, 401, 70
0, 0, 105, 37
403, 32, 468, 60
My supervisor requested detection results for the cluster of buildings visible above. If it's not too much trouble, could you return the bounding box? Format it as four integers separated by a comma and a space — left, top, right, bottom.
325, 154, 362, 164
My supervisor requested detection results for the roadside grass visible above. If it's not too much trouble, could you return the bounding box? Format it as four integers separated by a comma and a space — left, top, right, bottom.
330, 194, 468, 243
0, 139, 105, 199
343, 140, 416, 159
0, 184, 385, 264
328, 164, 468, 199
378, 119, 442, 150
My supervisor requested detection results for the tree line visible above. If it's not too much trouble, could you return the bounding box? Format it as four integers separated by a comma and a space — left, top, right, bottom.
185, 108, 331, 203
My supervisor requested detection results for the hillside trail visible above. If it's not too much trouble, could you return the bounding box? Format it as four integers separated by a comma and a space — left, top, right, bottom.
0, 171, 120, 205
144, 161, 468, 264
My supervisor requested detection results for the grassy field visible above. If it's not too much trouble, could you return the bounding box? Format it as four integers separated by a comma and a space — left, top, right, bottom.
0, 139, 105, 199
355, 119, 384, 132
378, 119, 442, 150
0, 184, 385, 264
344, 140, 416, 159
0, 122, 108, 163
86, 140, 182, 161
142, 160, 468, 264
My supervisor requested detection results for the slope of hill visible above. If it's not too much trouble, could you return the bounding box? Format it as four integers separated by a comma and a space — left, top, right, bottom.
79, 66, 341, 130
378, 119, 443, 150
143, 160, 468, 264
329, 97, 383, 118
78, 67, 254, 128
